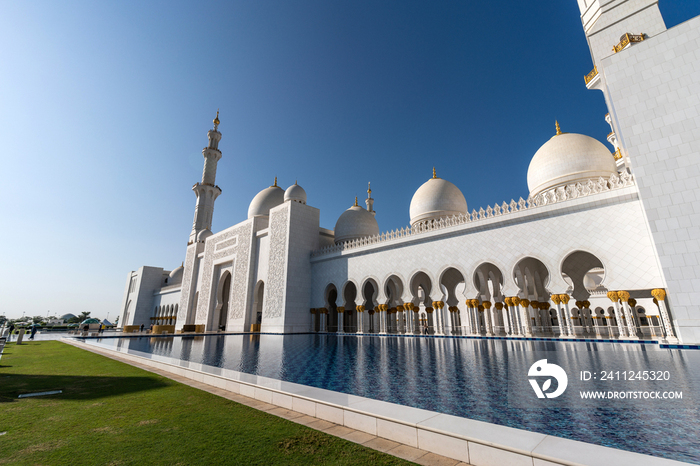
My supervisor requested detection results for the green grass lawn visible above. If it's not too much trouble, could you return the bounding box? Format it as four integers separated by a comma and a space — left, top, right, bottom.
0, 341, 413, 465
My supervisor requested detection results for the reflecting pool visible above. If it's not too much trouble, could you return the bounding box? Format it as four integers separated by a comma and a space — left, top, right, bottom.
83, 334, 700, 464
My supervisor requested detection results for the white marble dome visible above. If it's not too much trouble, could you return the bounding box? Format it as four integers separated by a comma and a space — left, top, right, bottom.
284, 182, 307, 204
248, 184, 284, 218
168, 264, 184, 285
527, 132, 617, 197
409, 174, 468, 226
196, 229, 213, 242
334, 204, 379, 244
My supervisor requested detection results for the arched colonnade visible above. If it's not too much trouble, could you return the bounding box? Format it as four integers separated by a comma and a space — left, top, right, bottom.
310, 251, 677, 341
152, 303, 178, 326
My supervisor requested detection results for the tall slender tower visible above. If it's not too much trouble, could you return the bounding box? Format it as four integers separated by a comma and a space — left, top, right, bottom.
189, 111, 223, 244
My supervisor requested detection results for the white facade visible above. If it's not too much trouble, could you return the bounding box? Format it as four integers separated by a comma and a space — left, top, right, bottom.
118, 2, 700, 343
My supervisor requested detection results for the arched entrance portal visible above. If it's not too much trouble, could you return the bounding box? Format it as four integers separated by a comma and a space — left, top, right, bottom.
513, 257, 551, 335
324, 284, 338, 332
342, 282, 358, 332
251, 280, 264, 332
213, 272, 231, 331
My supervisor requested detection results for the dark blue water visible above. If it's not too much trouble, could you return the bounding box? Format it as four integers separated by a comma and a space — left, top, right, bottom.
89, 334, 700, 464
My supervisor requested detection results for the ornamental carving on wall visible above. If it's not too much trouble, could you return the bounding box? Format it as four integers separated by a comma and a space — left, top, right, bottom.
265, 207, 289, 318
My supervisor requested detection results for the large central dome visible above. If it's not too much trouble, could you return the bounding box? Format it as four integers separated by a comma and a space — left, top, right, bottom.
409, 171, 468, 226
527, 130, 617, 197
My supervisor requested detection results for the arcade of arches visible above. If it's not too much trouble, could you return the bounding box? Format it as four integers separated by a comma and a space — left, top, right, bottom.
311, 254, 677, 341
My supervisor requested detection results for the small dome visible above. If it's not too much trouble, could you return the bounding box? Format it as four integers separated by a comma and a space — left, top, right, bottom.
334, 204, 379, 244
196, 229, 213, 242
284, 182, 307, 204
527, 132, 617, 197
409, 174, 468, 226
168, 264, 184, 285
60, 313, 77, 321
248, 184, 284, 218
80, 318, 101, 324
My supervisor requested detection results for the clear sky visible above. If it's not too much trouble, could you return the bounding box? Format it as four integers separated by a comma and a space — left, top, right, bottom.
1, 1, 699, 321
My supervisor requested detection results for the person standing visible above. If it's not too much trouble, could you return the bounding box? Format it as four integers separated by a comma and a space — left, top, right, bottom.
8, 324, 15, 342
29, 325, 38, 340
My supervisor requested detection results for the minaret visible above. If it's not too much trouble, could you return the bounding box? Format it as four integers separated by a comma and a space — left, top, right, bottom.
189, 111, 223, 244
365, 182, 375, 216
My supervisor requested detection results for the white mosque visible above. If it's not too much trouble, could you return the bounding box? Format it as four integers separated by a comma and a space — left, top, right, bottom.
118, 0, 700, 344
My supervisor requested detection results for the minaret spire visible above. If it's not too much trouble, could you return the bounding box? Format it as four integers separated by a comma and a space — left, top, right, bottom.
365, 181, 375, 216
189, 111, 223, 244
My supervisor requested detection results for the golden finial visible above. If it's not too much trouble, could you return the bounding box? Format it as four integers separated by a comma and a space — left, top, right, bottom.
273, 176, 278, 187
354, 196, 358, 207
367, 182, 371, 197
213, 109, 220, 127
555, 120, 561, 136
295, 179, 298, 185
432, 167, 437, 179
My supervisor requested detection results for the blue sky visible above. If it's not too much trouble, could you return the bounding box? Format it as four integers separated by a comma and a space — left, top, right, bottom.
1, 1, 699, 321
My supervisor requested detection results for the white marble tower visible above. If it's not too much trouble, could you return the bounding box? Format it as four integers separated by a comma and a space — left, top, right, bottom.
189, 111, 223, 244
176, 113, 224, 329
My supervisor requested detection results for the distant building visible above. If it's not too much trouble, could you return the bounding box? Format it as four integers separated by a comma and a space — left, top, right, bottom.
119, 1, 700, 343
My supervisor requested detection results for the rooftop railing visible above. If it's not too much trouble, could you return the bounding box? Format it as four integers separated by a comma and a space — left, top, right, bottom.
613, 33, 645, 53
584, 66, 598, 85
312, 171, 635, 257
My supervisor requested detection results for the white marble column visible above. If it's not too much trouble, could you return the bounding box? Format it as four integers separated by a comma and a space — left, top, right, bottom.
378, 305, 387, 334
337, 306, 345, 334
652, 288, 678, 342
618, 291, 639, 339
356, 306, 364, 334
553, 298, 566, 337
482, 301, 493, 336
518, 299, 532, 337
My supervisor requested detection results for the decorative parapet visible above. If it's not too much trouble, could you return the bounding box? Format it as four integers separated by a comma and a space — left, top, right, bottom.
612, 33, 644, 53
584, 66, 598, 85
311, 171, 635, 258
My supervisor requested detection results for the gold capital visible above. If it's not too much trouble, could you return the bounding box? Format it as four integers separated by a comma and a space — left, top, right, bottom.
618, 291, 630, 302
651, 288, 666, 301
551, 295, 561, 305
520, 299, 530, 308
495, 302, 504, 310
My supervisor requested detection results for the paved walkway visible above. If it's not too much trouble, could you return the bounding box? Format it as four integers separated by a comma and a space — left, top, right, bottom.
68, 338, 472, 466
